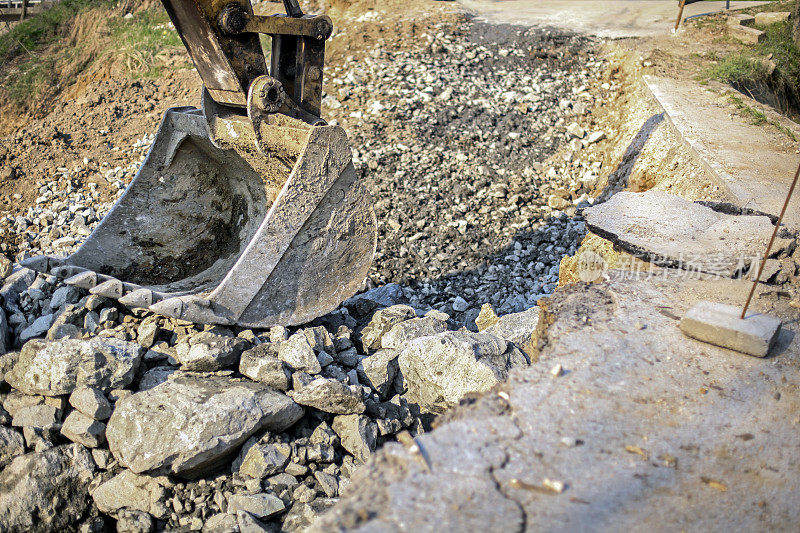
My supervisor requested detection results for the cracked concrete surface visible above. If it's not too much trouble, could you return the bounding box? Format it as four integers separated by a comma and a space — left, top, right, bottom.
644, 76, 800, 232
311, 271, 800, 531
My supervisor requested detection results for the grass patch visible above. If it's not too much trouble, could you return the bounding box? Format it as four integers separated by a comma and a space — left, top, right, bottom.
728, 94, 768, 125
727, 94, 798, 141
741, 0, 796, 15
703, 18, 800, 120
0, 2, 186, 119
106, 9, 183, 78
0, 0, 108, 60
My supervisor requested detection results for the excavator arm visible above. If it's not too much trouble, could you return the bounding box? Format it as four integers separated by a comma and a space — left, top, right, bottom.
162, 0, 332, 120
22, 0, 378, 328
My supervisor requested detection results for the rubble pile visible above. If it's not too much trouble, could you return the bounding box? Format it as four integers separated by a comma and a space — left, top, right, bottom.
0, 16, 617, 533
0, 275, 538, 532
324, 22, 612, 317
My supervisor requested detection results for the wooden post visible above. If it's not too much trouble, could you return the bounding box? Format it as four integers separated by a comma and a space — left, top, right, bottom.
675, 0, 687, 32
20, 0, 28, 21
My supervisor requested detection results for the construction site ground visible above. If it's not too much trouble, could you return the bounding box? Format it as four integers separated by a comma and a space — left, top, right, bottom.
0, 0, 798, 531
311, 0, 800, 530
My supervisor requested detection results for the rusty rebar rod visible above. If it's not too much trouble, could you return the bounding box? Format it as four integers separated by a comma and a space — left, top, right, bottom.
675, 0, 687, 32
741, 160, 800, 319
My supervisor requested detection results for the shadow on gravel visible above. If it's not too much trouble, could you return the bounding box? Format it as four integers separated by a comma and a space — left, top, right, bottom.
412, 112, 668, 325
413, 211, 585, 326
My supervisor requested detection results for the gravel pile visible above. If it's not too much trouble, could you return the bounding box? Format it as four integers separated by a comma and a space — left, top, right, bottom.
0, 133, 154, 259
323, 22, 609, 319
0, 15, 625, 533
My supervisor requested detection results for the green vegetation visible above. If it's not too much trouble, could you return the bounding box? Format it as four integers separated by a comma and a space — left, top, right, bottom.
727, 94, 798, 141
727, 94, 768, 125
0, 1, 185, 115
0, 0, 105, 60
703, 18, 800, 121
107, 9, 184, 78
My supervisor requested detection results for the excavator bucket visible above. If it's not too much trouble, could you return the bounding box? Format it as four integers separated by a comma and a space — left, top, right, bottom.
22, 0, 377, 328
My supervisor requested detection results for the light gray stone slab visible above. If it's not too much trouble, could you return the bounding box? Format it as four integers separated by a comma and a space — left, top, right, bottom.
583, 190, 792, 277
680, 300, 781, 357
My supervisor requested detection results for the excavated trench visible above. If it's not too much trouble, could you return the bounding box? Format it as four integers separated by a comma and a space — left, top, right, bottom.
0, 11, 648, 533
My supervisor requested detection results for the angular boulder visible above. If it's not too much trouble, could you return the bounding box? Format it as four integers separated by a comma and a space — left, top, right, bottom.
278, 333, 321, 374
239, 344, 291, 391
291, 377, 365, 414
0, 444, 96, 533
0, 425, 25, 468
484, 306, 539, 361
60, 411, 106, 448
92, 469, 170, 519
237, 441, 292, 479
359, 305, 417, 352
175, 332, 249, 371
357, 348, 400, 399
106, 373, 304, 477
6, 337, 144, 396
332, 414, 377, 464
399, 331, 522, 413
69, 386, 113, 420
380, 316, 448, 349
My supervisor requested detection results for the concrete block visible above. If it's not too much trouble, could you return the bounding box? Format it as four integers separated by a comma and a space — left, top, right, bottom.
729, 25, 765, 44
727, 14, 755, 27
680, 301, 781, 357
754, 12, 791, 26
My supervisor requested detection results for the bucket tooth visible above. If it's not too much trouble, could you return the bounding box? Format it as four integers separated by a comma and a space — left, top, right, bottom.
52, 265, 88, 279
20, 256, 62, 273
150, 295, 234, 325
118, 288, 167, 309
90, 278, 125, 299
65, 271, 99, 290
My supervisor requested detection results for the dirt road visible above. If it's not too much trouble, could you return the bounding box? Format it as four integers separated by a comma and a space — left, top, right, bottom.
457, 0, 768, 37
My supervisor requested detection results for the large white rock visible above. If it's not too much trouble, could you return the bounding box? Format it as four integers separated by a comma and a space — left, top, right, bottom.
6, 337, 144, 396
484, 306, 539, 360
291, 377, 365, 414
0, 444, 96, 532
174, 332, 249, 371
92, 469, 170, 519
106, 373, 304, 477
398, 331, 524, 413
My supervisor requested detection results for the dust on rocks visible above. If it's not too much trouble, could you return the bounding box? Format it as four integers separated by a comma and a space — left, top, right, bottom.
0, 6, 630, 533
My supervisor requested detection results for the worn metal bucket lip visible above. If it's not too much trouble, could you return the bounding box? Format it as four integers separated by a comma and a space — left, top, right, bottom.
23, 106, 377, 328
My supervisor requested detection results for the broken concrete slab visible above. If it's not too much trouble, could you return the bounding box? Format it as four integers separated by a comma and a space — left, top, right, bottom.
583, 189, 792, 276
754, 11, 791, 25
311, 271, 799, 531
643, 76, 800, 231
730, 24, 765, 43
680, 301, 781, 357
